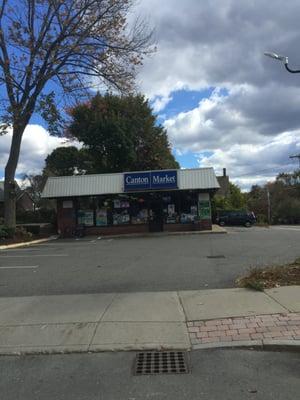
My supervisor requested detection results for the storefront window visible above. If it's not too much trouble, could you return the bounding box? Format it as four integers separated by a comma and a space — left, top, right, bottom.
111, 195, 130, 225
77, 197, 95, 226
95, 197, 111, 226
180, 191, 198, 223
74, 190, 203, 228
130, 196, 148, 224
162, 193, 179, 223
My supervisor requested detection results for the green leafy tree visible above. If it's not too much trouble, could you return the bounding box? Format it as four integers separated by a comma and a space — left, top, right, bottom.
246, 170, 300, 224
228, 183, 246, 209
212, 182, 246, 218
246, 185, 268, 222
65, 93, 179, 173
0, 0, 154, 228
44, 146, 86, 176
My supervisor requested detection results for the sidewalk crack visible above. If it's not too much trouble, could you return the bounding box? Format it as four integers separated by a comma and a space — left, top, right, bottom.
263, 291, 291, 313
177, 291, 191, 348
87, 293, 119, 350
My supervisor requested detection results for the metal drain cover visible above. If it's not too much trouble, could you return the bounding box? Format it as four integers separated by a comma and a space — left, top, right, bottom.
207, 255, 225, 259
133, 351, 189, 375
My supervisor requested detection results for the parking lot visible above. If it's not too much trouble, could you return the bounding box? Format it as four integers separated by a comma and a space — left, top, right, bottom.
0, 225, 300, 297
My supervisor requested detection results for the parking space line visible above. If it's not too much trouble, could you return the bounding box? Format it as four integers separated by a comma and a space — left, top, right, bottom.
0, 254, 68, 258
0, 266, 39, 269
271, 227, 300, 231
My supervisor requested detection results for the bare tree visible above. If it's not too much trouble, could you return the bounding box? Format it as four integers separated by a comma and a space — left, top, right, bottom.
0, 0, 153, 228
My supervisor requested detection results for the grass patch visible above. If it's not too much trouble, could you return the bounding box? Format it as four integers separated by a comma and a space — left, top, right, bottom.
236, 258, 300, 291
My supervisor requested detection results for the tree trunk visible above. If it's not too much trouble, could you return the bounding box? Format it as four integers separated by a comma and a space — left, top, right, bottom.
4, 125, 25, 229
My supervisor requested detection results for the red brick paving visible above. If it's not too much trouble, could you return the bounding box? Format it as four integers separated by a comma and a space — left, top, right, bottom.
187, 313, 300, 345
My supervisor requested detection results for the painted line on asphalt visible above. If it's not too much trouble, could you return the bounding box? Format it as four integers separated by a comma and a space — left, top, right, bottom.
0, 265, 39, 269
0, 254, 68, 258
271, 227, 300, 231
0, 248, 44, 252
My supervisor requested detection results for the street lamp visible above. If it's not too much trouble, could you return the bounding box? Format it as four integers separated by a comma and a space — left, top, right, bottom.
264, 51, 300, 73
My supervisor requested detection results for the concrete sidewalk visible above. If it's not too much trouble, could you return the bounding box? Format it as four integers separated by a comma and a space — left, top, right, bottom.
0, 287, 299, 354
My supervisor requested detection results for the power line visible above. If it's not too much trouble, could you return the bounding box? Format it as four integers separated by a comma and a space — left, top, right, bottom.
234, 165, 294, 179
290, 154, 300, 169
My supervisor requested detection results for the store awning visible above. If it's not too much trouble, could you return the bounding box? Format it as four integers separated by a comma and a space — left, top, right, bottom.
42, 168, 220, 198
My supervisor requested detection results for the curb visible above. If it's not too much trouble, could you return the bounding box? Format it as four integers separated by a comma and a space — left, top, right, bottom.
192, 339, 300, 352
106, 231, 227, 240
1, 340, 299, 357
0, 235, 58, 250
72, 228, 227, 241
0, 344, 192, 357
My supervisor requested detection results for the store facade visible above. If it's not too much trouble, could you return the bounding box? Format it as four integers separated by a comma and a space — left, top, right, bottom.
42, 168, 220, 237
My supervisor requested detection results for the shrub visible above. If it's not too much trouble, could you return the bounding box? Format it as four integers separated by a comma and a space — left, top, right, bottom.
16, 208, 56, 225
24, 225, 40, 235
0, 225, 15, 239
256, 214, 268, 224
15, 226, 33, 240
0, 225, 34, 241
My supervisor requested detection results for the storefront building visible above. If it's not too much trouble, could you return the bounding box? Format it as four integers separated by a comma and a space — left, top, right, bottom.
42, 168, 220, 236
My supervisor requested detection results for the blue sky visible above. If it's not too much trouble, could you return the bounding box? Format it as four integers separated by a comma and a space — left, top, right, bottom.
154, 89, 217, 169
1, 0, 300, 190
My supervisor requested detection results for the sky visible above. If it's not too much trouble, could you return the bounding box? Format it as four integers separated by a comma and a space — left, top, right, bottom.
1, 0, 300, 190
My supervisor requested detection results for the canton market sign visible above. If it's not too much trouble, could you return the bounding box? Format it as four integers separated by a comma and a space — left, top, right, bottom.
124, 170, 178, 192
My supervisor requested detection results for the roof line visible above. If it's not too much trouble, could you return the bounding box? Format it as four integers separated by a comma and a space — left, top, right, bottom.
45, 167, 215, 180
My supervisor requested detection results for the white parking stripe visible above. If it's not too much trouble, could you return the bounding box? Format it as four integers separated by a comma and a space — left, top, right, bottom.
0, 254, 68, 258
271, 227, 300, 231
0, 266, 39, 269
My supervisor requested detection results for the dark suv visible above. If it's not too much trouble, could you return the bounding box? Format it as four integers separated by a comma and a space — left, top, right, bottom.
216, 210, 256, 227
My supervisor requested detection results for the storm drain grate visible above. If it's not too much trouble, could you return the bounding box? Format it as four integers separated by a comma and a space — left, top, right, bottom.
133, 351, 189, 375
207, 255, 225, 259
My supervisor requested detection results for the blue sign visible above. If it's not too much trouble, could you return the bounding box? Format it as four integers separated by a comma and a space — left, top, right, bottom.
124, 172, 150, 192
124, 170, 178, 192
151, 170, 177, 189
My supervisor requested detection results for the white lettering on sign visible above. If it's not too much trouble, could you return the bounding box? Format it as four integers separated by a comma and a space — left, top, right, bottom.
125, 176, 149, 185
152, 174, 176, 184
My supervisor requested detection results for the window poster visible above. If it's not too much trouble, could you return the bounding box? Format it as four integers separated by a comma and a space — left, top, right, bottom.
113, 199, 121, 209
190, 205, 197, 215
168, 204, 175, 215
78, 210, 94, 226
198, 201, 211, 220
96, 208, 108, 226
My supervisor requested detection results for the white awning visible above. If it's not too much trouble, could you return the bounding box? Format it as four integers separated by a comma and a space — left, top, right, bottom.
42, 168, 220, 198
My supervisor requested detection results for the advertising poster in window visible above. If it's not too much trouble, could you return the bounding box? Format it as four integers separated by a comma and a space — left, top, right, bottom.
96, 208, 108, 226
78, 210, 94, 226
198, 201, 211, 220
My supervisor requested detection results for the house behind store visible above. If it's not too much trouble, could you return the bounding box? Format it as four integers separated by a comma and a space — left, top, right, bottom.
42, 167, 220, 237
0, 181, 35, 216
216, 168, 230, 197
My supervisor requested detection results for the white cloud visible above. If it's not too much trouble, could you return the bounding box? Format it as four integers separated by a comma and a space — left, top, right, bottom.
0, 125, 81, 177
137, 0, 300, 101
161, 83, 300, 189
133, 0, 300, 189
151, 95, 173, 113
3, 0, 300, 191
198, 131, 300, 190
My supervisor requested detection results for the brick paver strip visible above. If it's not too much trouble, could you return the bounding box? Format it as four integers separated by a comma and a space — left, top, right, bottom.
187, 313, 300, 346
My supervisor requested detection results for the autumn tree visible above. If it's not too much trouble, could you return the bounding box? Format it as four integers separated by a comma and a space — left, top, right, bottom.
246, 170, 300, 224
59, 93, 179, 173
0, 0, 153, 228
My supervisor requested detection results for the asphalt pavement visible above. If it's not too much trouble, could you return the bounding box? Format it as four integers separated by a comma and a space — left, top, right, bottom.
0, 226, 300, 297
1, 349, 299, 400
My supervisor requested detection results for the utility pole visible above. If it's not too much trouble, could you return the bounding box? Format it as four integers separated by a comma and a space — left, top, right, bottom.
289, 154, 300, 169
266, 187, 271, 225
